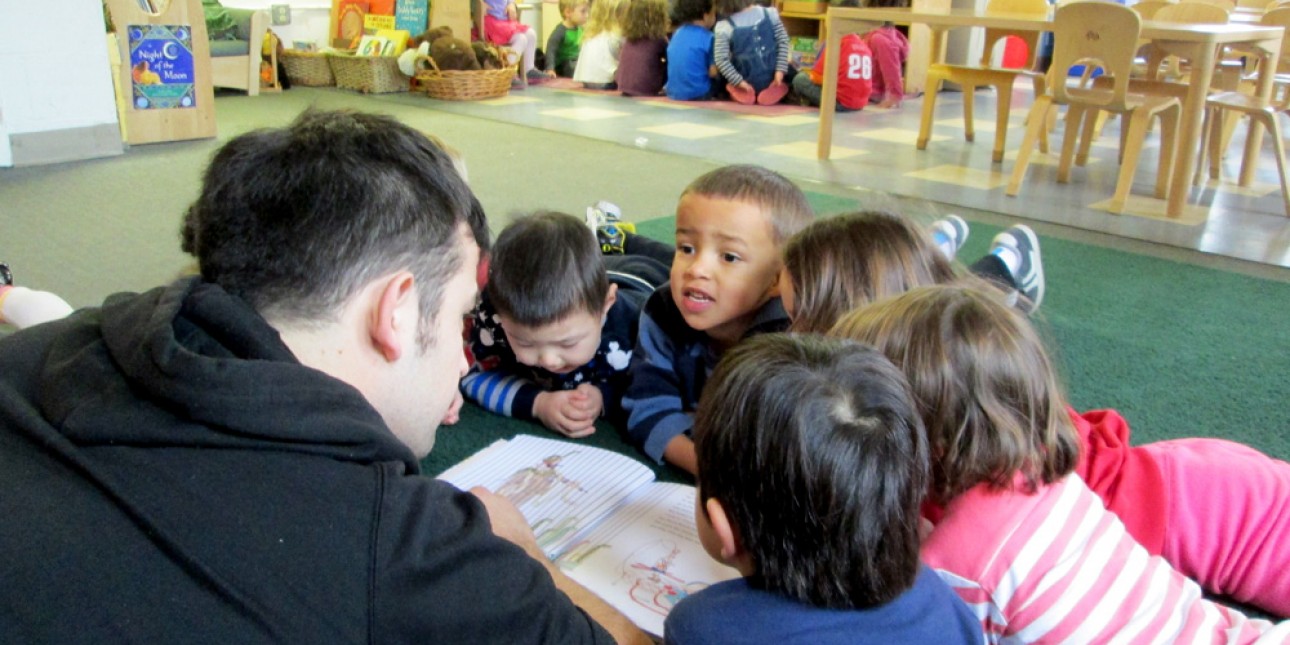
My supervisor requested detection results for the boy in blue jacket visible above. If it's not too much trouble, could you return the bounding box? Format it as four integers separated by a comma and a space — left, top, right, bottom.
622, 165, 813, 474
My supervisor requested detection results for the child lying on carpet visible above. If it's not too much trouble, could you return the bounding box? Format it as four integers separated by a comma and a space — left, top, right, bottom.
781, 211, 1290, 618
462, 210, 672, 437
836, 285, 1290, 638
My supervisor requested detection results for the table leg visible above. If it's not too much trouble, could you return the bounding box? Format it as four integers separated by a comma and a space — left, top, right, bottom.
817, 16, 844, 159
1167, 42, 1217, 218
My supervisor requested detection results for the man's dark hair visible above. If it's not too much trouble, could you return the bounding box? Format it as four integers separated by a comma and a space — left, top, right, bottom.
486, 211, 608, 326
181, 109, 489, 348
693, 333, 929, 609
672, 0, 714, 24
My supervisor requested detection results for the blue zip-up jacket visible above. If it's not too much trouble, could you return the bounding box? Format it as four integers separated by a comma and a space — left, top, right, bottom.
622, 284, 790, 463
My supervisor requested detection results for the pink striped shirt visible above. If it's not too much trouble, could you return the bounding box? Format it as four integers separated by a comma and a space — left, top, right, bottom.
922, 475, 1290, 644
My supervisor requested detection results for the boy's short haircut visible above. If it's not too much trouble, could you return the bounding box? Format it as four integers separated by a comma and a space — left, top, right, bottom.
681, 165, 813, 244
671, 0, 714, 23
693, 333, 930, 610
486, 211, 609, 326
558, 0, 588, 15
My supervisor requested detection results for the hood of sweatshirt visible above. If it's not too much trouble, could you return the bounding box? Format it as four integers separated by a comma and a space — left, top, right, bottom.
26, 276, 418, 472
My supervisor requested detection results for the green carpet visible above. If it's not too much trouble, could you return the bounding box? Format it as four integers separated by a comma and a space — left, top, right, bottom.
425, 191, 1290, 484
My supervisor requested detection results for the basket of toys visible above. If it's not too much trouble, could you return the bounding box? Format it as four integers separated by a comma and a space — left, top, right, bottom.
327, 50, 409, 94
280, 50, 335, 87
414, 45, 519, 101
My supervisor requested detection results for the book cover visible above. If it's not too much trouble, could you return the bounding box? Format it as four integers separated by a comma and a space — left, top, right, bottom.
439, 435, 740, 636
127, 24, 197, 110
335, 0, 370, 46
363, 13, 398, 33
394, 0, 429, 34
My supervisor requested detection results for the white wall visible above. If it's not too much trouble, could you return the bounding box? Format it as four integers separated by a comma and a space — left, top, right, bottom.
0, 0, 119, 165
226, 1, 333, 48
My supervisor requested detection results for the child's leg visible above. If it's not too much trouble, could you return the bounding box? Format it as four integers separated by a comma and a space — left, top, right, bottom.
1144, 439, 1290, 616
790, 73, 822, 107
929, 214, 969, 261
972, 224, 1044, 313
509, 30, 536, 74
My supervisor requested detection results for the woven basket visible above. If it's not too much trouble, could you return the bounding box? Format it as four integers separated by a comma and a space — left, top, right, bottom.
280, 50, 335, 87
414, 47, 519, 101
327, 51, 409, 94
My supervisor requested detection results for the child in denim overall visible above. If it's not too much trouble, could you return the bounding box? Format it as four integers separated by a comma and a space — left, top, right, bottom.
713, 0, 792, 105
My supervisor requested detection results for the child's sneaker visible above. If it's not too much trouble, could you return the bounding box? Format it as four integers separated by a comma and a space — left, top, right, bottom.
586, 201, 635, 254
0, 263, 11, 287
728, 83, 756, 105
757, 83, 788, 106
991, 225, 1045, 314
930, 215, 970, 261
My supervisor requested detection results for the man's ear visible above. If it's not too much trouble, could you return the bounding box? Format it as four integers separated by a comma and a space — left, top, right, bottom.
370, 272, 417, 363
601, 283, 618, 318
704, 496, 752, 573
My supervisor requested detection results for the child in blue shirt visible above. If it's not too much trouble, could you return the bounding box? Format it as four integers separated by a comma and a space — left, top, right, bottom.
666, 0, 719, 100
663, 334, 984, 645
463, 211, 670, 437
622, 165, 813, 474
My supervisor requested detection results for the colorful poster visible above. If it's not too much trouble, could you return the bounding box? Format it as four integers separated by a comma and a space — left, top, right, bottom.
395, 0, 429, 34
127, 24, 196, 110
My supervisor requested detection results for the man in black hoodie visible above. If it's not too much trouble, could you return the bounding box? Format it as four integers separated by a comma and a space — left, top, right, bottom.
0, 109, 648, 644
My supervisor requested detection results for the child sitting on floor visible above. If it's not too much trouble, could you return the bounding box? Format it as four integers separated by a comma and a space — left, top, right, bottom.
0, 263, 74, 330
712, 0, 793, 105
621, 164, 813, 474
664, 333, 983, 644
573, 0, 633, 90
462, 211, 671, 437
665, 0, 719, 100
836, 285, 1290, 638
616, 0, 670, 96
543, 0, 590, 78
790, 32, 873, 111
862, 0, 910, 108
482, 0, 546, 85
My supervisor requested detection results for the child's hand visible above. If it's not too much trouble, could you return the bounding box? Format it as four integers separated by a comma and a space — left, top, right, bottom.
877, 97, 902, 109
534, 390, 599, 438
736, 80, 754, 94
544, 69, 557, 78
663, 434, 698, 475
773, 71, 784, 86
573, 383, 604, 419
506, 2, 518, 21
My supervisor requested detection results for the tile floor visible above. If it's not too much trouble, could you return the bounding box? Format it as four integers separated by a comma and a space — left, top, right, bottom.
367, 80, 1290, 269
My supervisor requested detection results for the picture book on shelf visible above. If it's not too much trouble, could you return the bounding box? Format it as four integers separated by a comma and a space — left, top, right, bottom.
438, 435, 740, 637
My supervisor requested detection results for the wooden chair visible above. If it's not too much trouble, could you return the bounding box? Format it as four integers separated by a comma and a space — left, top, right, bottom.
1143, 2, 1232, 80
1193, 0, 1237, 9
209, 8, 271, 96
1195, 6, 1290, 214
916, 0, 1052, 163
1131, 0, 1175, 20
1007, 0, 1182, 213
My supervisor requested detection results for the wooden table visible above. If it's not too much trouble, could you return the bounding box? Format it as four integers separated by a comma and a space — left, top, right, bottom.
816, 6, 1285, 218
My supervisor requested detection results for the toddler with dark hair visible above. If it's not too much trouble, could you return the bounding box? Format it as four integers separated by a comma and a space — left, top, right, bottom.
463, 211, 671, 437
664, 333, 983, 644
665, 0, 718, 100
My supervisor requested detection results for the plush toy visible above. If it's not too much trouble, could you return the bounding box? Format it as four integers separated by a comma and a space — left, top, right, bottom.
472, 42, 504, 70
430, 35, 480, 71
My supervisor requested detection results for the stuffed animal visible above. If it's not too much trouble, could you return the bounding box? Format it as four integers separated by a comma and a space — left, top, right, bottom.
429, 34, 480, 71
472, 42, 504, 70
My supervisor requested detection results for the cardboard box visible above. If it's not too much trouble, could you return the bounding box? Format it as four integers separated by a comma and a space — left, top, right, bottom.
782, 1, 826, 13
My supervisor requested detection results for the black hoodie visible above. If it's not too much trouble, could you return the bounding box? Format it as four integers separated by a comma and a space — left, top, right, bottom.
0, 277, 611, 644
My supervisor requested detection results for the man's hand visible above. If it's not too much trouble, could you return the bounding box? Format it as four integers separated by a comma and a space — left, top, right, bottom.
441, 391, 464, 425
470, 486, 545, 561
533, 388, 600, 438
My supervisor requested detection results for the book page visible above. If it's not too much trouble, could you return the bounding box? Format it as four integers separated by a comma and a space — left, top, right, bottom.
553, 482, 741, 637
438, 435, 655, 559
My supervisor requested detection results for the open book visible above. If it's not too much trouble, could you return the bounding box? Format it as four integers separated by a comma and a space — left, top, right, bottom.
438, 435, 740, 637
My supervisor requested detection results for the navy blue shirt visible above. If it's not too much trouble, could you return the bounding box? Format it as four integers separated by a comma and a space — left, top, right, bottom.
664, 566, 983, 644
